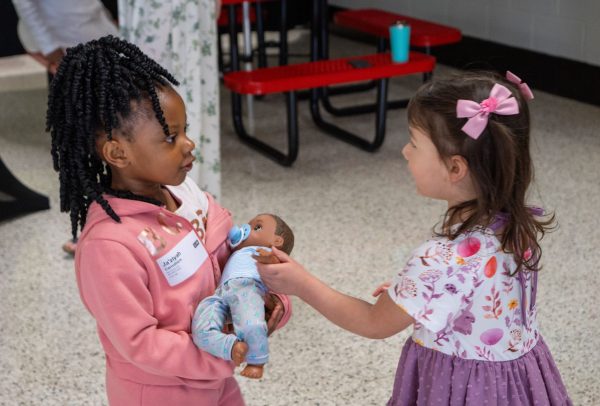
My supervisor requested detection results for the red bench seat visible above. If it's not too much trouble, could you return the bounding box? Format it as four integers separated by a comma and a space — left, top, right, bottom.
224, 51, 435, 95
334, 8, 462, 49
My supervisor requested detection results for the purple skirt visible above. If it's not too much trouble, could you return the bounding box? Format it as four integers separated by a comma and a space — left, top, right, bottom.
387, 337, 571, 405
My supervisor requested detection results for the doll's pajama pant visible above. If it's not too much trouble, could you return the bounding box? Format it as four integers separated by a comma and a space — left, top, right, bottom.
193, 277, 269, 365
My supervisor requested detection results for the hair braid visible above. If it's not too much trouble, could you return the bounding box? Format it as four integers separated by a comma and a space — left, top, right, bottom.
119, 57, 172, 136
47, 35, 179, 240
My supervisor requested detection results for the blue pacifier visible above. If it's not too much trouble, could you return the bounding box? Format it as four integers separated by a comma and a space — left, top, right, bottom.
228, 223, 251, 248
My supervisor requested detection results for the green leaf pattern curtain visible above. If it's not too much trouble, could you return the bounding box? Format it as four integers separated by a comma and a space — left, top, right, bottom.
118, 0, 221, 198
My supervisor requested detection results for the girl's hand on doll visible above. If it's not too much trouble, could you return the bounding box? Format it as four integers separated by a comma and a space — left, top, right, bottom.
256, 246, 312, 297
264, 294, 283, 336
372, 282, 392, 297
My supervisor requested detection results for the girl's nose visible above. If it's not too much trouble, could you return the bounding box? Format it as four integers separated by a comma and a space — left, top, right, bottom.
182, 134, 196, 153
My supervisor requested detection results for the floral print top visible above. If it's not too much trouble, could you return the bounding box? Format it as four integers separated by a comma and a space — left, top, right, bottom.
388, 226, 539, 361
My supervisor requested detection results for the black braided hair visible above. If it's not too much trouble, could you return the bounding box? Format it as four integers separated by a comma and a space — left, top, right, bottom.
46, 35, 179, 240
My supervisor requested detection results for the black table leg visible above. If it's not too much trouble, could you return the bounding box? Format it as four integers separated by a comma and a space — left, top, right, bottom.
309, 79, 390, 152
255, 1, 267, 68
231, 91, 299, 166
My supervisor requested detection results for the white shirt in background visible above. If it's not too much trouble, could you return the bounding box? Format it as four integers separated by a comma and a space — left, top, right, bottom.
12, 0, 118, 55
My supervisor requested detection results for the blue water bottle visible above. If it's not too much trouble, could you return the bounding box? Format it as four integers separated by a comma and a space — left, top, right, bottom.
389, 21, 411, 63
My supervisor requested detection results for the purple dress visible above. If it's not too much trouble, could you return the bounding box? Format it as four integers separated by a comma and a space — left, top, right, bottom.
387, 223, 571, 405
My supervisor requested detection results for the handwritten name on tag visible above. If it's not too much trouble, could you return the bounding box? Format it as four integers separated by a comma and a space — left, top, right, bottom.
157, 231, 208, 286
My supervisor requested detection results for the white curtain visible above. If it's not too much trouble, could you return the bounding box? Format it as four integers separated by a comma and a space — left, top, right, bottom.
119, 0, 221, 198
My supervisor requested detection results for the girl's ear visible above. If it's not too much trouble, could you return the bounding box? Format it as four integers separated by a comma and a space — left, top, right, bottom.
101, 138, 130, 168
447, 155, 470, 184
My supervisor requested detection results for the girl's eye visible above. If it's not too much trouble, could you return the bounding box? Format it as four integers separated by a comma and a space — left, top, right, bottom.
166, 134, 177, 144
254, 225, 262, 231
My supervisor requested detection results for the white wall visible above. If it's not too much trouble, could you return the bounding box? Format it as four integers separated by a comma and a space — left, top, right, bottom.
330, 0, 600, 67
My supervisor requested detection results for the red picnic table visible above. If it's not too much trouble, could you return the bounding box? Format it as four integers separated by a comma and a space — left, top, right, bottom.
221, 0, 441, 165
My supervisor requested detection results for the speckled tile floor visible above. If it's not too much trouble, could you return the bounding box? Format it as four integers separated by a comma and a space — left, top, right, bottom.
1, 34, 599, 405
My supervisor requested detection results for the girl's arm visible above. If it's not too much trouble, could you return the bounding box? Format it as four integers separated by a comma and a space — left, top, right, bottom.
266, 293, 291, 333
257, 248, 414, 339
76, 239, 232, 381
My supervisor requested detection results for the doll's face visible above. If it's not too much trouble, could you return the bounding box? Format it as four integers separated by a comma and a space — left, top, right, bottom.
237, 214, 284, 250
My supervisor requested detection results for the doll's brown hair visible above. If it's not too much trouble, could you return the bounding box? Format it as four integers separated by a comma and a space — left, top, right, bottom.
268, 214, 294, 255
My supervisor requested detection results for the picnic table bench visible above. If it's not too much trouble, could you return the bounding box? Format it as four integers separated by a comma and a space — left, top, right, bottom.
224, 51, 435, 165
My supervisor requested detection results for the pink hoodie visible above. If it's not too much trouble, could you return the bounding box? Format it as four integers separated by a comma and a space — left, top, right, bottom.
75, 192, 291, 389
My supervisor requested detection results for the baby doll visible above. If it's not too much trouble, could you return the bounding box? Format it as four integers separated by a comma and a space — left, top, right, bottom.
192, 213, 294, 379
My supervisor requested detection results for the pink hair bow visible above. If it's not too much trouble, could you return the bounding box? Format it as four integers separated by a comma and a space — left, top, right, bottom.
456, 83, 519, 139
506, 71, 534, 100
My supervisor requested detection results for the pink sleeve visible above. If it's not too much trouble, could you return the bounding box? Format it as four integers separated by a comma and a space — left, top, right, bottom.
77, 239, 231, 380
272, 293, 292, 329
204, 192, 232, 270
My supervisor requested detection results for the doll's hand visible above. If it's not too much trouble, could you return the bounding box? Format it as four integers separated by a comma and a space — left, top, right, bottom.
264, 293, 283, 336
256, 247, 312, 297
254, 248, 281, 264
372, 282, 391, 297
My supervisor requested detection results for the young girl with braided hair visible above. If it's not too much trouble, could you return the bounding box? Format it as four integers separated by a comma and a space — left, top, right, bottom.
47, 36, 291, 406
258, 71, 572, 405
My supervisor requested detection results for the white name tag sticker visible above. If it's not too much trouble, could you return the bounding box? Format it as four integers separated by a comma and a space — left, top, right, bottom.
157, 231, 208, 286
